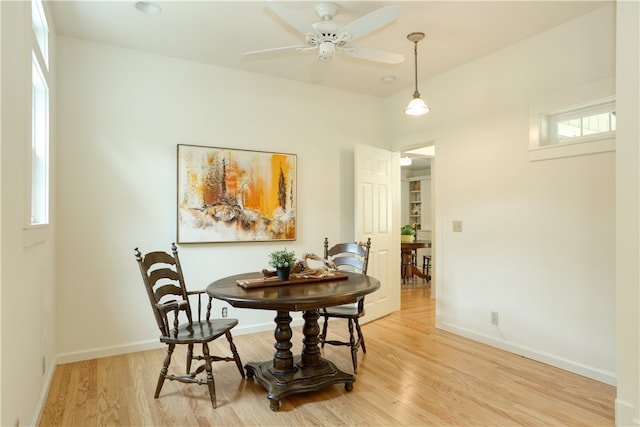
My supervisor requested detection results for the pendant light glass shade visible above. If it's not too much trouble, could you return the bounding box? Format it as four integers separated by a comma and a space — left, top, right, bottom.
405, 95, 430, 116
404, 32, 429, 117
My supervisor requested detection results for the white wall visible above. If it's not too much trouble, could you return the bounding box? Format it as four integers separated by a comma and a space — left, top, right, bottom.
54, 37, 387, 361
615, 1, 640, 425
0, 2, 58, 426
385, 4, 617, 385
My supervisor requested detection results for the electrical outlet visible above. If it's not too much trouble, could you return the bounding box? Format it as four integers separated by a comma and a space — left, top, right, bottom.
222, 307, 228, 318
491, 311, 499, 326
452, 220, 463, 232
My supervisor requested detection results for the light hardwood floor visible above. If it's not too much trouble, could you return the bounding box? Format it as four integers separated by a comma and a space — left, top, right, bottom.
39, 283, 615, 426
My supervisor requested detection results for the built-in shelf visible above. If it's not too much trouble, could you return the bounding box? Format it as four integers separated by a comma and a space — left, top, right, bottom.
408, 179, 422, 229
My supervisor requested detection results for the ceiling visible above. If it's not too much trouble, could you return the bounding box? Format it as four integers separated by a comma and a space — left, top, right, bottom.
48, 1, 609, 98
402, 156, 431, 173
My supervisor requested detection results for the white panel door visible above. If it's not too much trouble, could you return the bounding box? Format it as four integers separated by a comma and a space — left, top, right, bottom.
355, 144, 401, 321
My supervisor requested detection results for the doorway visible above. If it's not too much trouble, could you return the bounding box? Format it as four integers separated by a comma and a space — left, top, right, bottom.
399, 145, 435, 298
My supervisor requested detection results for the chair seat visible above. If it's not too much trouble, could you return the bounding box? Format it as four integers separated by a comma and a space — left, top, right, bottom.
322, 304, 363, 318
160, 318, 239, 344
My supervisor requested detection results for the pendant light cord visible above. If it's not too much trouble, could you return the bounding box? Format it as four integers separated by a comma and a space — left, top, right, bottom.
413, 40, 420, 97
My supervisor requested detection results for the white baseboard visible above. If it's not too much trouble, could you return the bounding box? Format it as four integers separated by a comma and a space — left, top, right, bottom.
32, 357, 57, 426
56, 318, 305, 365
439, 322, 617, 386
616, 398, 640, 427
57, 340, 163, 365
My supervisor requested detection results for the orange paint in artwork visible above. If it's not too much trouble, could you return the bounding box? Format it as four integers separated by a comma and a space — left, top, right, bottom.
188, 170, 203, 201
243, 173, 264, 213
203, 154, 219, 205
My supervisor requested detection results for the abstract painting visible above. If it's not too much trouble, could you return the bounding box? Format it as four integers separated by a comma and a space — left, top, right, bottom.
177, 144, 296, 243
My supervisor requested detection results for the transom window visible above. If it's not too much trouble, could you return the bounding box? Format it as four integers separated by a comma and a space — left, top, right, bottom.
548, 100, 616, 145
528, 78, 616, 162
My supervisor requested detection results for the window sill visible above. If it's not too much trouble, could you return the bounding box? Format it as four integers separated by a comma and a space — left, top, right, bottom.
23, 224, 49, 247
528, 137, 615, 161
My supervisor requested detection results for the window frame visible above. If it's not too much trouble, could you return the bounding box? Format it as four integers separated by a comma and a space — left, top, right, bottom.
528, 78, 616, 161
24, 0, 51, 246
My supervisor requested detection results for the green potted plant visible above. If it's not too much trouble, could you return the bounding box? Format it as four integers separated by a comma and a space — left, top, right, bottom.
268, 248, 297, 281
401, 225, 415, 243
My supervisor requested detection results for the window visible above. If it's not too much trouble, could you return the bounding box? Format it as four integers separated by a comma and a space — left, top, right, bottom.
548, 100, 616, 145
25, 0, 50, 244
528, 78, 616, 161
31, 55, 49, 225
31, 0, 49, 69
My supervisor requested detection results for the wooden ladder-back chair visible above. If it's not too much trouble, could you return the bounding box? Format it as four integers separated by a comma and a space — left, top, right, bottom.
134, 243, 244, 408
319, 237, 371, 373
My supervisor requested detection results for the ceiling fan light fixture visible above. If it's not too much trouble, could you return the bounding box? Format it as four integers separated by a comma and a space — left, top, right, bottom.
404, 32, 429, 117
318, 41, 336, 59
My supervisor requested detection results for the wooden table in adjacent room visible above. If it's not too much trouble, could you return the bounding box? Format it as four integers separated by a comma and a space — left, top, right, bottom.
206, 271, 380, 411
401, 241, 430, 282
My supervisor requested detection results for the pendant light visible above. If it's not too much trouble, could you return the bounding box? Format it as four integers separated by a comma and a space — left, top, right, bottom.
404, 32, 430, 116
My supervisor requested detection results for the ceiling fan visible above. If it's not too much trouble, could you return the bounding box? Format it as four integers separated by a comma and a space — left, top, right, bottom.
244, 2, 405, 74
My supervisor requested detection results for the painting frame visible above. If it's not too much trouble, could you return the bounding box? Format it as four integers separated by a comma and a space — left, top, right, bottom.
177, 144, 297, 243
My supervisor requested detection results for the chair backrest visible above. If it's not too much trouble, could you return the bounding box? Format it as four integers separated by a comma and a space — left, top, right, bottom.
134, 243, 194, 337
323, 238, 371, 275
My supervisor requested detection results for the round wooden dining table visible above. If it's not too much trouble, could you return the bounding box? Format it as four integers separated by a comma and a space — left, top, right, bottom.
206, 271, 380, 411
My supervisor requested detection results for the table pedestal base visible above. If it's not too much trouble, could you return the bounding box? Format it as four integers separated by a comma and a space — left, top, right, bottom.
405, 265, 428, 282
245, 355, 354, 411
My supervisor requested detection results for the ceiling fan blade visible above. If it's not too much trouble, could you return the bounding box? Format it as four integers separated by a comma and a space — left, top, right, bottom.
267, 1, 315, 37
339, 5, 402, 41
243, 45, 312, 58
342, 45, 405, 64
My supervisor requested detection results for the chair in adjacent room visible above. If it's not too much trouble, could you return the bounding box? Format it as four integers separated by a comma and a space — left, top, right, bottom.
423, 253, 432, 282
134, 243, 244, 408
319, 237, 371, 373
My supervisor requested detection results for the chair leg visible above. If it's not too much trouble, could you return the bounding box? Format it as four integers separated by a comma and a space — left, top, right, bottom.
202, 342, 217, 409
348, 319, 358, 373
423, 255, 431, 282
156, 344, 175, 398
186, 343, 194, 374
225, 330, 245, 377
320, 315, 329, 348
354, 318, 366, 354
